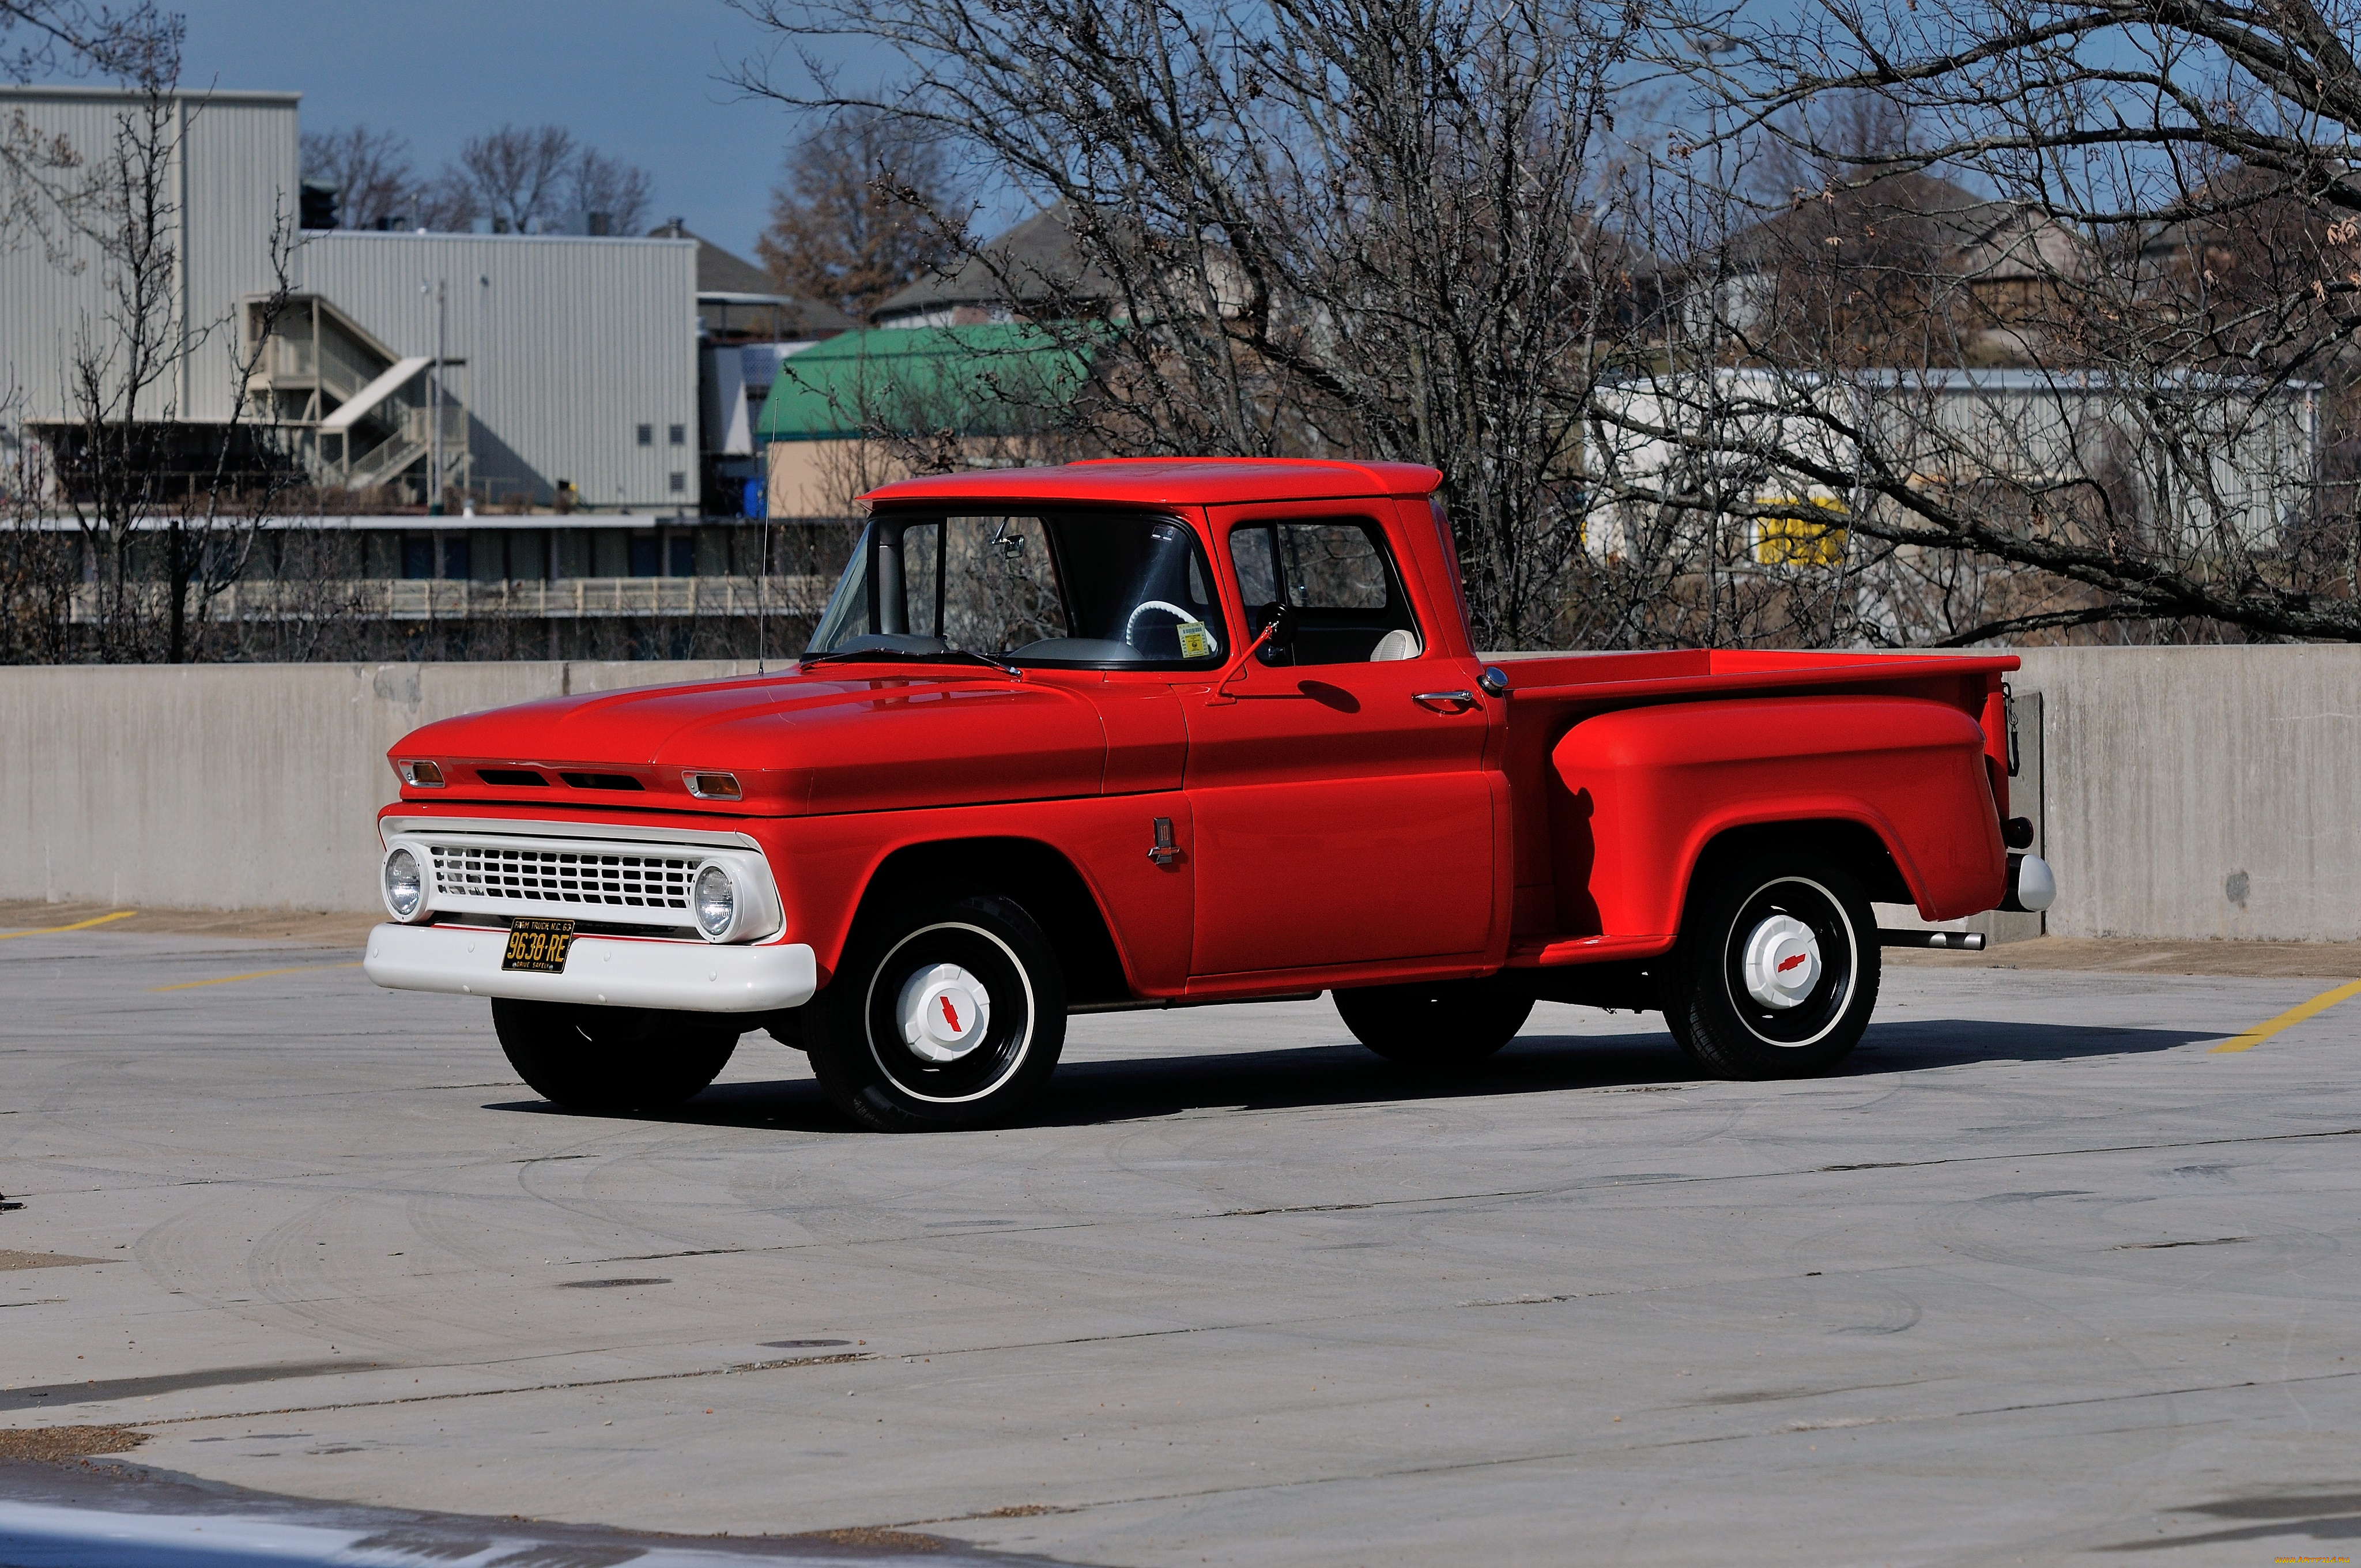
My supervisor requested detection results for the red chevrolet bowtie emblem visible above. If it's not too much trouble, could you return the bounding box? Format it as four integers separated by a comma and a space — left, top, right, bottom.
940, 996, 963, 1032
1777, 952, 1809, 974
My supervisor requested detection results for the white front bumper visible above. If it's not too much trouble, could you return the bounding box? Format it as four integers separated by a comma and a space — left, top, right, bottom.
364, 923, 817, 1013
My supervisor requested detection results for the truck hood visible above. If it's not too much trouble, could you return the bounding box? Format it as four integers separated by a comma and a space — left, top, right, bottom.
388, 668, 1112, 815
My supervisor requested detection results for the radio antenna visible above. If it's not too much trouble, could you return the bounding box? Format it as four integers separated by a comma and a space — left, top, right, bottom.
755, 506, 771, 675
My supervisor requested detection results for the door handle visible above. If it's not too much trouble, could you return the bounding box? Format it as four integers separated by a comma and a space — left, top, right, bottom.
1413, 690, 1478, 714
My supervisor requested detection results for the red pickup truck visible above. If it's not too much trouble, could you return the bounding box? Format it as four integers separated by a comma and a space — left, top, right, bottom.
364, 459, 2053, 1132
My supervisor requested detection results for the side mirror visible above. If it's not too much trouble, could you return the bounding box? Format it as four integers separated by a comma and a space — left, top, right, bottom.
1253, 602, 1296, 664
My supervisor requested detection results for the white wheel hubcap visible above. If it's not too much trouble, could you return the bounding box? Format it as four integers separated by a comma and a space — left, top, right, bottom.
897, 963, 991, 1062
1741, 914, 1821, 1010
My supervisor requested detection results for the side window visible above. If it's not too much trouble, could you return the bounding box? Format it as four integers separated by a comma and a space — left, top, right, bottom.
1232, 525, 1279, 608
1227, 519, 1420, 664
1279, 523, 1390, 609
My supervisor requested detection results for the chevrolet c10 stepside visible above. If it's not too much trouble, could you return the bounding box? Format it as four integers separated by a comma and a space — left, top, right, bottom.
363, 458, 2055, 1132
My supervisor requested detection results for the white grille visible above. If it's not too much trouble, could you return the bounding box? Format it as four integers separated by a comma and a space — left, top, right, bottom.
432, 843, 693, 909
408, 834, 731, 928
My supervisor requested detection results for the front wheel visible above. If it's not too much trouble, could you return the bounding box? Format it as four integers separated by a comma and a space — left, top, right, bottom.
1334, 977, 1534, 1068
491, 1000, 741, 1113
803, 892, 1067, 1132
1668, 850, 1880, 1079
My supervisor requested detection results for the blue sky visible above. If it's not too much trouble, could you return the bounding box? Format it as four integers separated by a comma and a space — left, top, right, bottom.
177, 1, 814, 259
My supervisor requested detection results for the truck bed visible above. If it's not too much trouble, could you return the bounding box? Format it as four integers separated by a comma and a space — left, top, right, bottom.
1491, 649, 2020, 962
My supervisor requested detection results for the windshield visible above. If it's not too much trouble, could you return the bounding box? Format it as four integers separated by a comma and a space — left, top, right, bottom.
807, 510, 1229, 669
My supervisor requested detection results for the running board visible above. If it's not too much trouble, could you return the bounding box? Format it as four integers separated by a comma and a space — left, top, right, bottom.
1070, 992, 1322, 1015
1877, 929, 1986, 951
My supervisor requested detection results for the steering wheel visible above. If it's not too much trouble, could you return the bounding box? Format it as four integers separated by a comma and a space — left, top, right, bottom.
1123, 600, 1217, 654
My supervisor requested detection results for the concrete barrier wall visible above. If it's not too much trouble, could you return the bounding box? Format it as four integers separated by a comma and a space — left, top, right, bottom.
0, 661, 752, 915
2012, 647, 2361, 941
2, 649, 2353, 938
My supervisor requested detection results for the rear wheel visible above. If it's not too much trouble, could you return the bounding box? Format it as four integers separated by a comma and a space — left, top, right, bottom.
804, 892, 1067, 1132
491, 1000, 741, 1113
1669, 849, 1879, 1079
1334, 977, 1534, 1068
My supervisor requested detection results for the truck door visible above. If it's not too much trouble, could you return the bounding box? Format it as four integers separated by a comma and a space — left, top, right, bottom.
1180, 506, 1498, 979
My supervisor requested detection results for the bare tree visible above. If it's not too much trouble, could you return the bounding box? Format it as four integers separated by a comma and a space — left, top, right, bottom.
733, 0, 1643, 650
46, 71, 301, 663
432, 122, 575, 231
1, 1, 178, 259
1, 379, 74, 660
0, 1, 179, 85
1614, 0, 2361, 644
570, 145, 651, 234
299, 123, 417, 229
755, 109, 964, 319
426, 123, 655, 233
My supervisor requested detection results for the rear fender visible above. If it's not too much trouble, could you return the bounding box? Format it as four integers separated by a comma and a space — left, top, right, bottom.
1548, 695, 2008, 939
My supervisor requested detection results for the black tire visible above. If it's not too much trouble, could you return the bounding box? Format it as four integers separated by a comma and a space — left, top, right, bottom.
803, 892, 1067, 1132
1669, 849, 1880, 1079
491, 1000, 741, 1113
1334, 977, 1534, 1067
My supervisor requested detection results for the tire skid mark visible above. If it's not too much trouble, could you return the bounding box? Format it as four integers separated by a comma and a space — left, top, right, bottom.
123, 1348, 876, 1428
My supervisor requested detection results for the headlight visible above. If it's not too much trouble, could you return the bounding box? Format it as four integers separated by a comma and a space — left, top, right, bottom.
382, 846, 428, 922
693, 863, 737, 941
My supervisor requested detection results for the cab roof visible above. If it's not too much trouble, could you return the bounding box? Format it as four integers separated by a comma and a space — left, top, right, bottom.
861, 458, 1444, 510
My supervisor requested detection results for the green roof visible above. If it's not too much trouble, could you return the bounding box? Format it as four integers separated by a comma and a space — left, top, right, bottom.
755, 323, 1103, 443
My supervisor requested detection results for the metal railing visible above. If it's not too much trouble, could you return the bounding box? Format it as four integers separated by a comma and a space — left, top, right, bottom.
68, 575, 835, 624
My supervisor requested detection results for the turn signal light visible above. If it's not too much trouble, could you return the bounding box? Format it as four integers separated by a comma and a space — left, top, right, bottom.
397, 759, 444, 787
684, 771, 742, 800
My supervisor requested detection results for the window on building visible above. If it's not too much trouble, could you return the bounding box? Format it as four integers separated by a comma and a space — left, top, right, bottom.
667, 536, 696, 578
669, 471, 686, 493
401, 535, 434, 579
593, 530, 629, 577
628, 535, 661, 576
555, 529, 592, 579
667, 424, 686, 446
441, 535, 471, 581
636, 423, 653, 446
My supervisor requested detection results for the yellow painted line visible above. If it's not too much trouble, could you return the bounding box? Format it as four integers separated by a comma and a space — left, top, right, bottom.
0, 911, 136, 939
2211, 977, 2361, 1053
149, 962, 363, 993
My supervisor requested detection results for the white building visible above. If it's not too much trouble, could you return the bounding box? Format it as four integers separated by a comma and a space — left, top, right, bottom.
1585, 367, 2321, 564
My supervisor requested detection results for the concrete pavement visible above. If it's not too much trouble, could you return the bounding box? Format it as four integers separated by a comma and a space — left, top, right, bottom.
2, 922, 2358, 1566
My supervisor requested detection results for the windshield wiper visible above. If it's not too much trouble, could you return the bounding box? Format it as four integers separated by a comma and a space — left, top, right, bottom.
798, 646, 1027, 679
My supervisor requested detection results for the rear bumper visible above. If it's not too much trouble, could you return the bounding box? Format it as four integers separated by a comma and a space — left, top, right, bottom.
363, 923, 817, 1013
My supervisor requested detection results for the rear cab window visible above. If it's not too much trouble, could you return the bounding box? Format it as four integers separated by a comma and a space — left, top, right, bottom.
1227, 519, 1423, 665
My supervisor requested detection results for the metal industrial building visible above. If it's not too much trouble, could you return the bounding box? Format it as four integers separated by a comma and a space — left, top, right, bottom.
0, 84, 859, 657
286, 229, 699, 510
0, 86, 295, 428
0, 84, 700, 516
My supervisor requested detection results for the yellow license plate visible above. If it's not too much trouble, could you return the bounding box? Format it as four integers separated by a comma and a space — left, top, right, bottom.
501, 918, 576, 973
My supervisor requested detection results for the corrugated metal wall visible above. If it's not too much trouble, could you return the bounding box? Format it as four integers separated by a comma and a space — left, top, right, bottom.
0, 86, 296, 424
295, 233, 699, 508
181, 95, 299, 419
0, 86, 697, 510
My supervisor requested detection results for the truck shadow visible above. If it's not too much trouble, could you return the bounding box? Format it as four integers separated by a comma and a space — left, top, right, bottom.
490, 1016, 2216, 1132
1028, 1017, 2213, 1125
